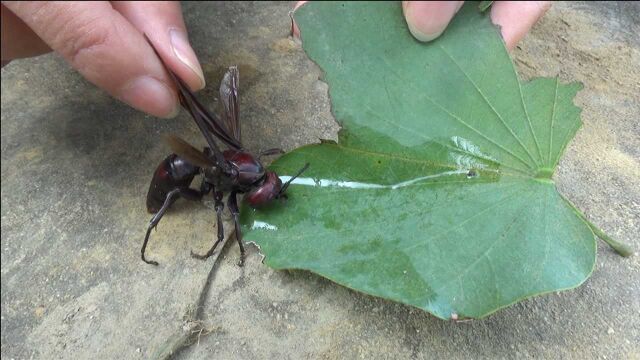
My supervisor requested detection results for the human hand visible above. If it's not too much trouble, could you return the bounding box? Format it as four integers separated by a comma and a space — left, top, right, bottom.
292, 1, 551, 51
1, 1, 205, 119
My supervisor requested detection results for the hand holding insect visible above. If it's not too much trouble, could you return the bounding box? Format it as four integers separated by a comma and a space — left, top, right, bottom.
1, 1, 203, 118
141, 37, 310, 267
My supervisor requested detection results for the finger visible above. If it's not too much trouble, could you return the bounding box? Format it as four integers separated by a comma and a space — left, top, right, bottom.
491, 1, 552, 50
402, 1, 464, 42
291, 1, 308, 38
1, 4, 51, 66
3, 1, 179, 118
111, 1, 205, 92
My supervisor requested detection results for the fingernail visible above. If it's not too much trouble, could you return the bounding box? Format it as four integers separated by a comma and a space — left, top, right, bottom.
406, 18, 445, 42
454, 1, 464, 13
119, 76, 179, 119
404, 1, 462, 42
169, 28, 206, 90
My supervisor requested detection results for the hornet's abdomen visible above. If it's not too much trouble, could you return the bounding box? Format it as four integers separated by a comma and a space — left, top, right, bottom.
146, 154, 199, 213
223, 150, 265, 187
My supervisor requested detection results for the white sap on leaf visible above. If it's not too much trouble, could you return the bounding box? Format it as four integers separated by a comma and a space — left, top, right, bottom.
279, 177, 386, 189
279, 170, 468, 190
251, 221, 278, 231
389, 170, 468, 189
449, 136, 497, 170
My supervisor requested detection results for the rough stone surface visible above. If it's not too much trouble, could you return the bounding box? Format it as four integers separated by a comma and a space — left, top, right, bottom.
1, 2, 638, 359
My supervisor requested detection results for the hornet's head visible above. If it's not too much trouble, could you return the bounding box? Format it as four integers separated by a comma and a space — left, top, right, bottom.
244, 163, 310, 209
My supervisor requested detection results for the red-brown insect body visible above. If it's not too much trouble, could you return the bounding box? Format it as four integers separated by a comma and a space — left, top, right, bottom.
222, 150, 282, 208
244, 171, 283, 208
146, 154, 198, 213
223, 150, 265, 187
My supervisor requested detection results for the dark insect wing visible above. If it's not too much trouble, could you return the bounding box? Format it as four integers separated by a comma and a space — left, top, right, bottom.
177, 76, 242, 150
165, 134, 216, 168
219, 66, 241, 143
169, 67, 228, 167
143, 34, 242, 165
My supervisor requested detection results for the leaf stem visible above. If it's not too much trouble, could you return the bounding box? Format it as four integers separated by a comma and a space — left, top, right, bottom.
560, 194, 633, 257
587, 222, 633, 257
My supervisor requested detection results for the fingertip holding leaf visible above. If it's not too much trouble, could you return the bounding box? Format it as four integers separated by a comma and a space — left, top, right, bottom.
402, 1, 464, 43
290, 1, 308, 38
243, 2, 632, 320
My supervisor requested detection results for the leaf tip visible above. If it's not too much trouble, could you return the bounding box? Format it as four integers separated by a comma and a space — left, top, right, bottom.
555, 76, 584, 95
569, 79, 585, 93
319, 138, 338, 145
478, 1, 494, 12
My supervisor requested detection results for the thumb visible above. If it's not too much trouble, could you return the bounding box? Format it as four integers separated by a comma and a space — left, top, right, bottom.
3, 1, 180, 119
402, 1, 464, 42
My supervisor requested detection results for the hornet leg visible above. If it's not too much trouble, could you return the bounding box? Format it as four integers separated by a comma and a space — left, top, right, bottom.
141, 187, 204, 266
258, 148, 285, 160
191, 190, 225, 260
228, 191, 246, 267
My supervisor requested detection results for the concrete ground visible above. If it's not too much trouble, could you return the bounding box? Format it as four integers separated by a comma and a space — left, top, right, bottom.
1, 2, 638, 359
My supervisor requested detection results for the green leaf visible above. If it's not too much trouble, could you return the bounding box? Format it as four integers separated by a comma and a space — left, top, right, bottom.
478, 1, 494, 12
240, 2, 630, 319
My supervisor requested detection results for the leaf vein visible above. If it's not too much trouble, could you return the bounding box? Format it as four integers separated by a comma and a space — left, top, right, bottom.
403, 185, 522, 252
378, 56, 535, 174
433, 188, 534, 296
437, 45, 540, 168
548, 77, 559, 166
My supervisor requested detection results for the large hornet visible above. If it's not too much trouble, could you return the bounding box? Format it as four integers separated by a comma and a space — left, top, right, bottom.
141, 37, 309, 266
